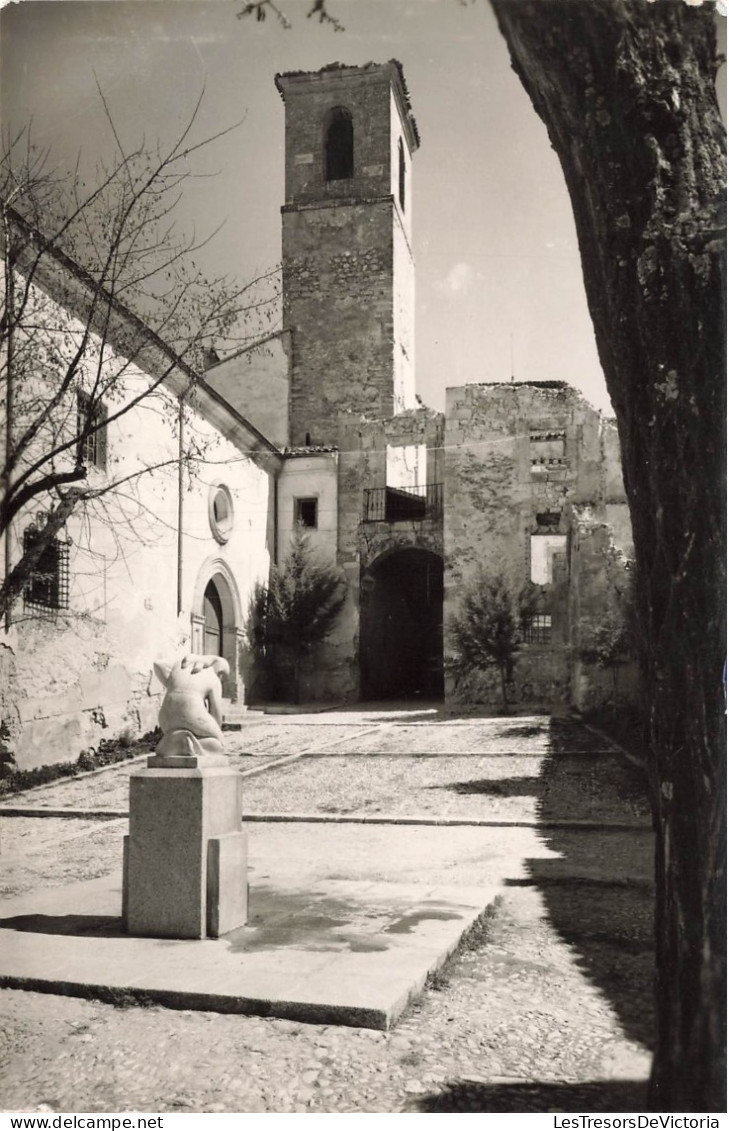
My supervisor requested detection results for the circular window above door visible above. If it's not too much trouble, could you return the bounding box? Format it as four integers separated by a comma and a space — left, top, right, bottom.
208, 484, 234, 544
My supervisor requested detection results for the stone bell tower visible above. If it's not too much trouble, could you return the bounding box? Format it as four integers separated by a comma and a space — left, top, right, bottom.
275, 61, 419, 446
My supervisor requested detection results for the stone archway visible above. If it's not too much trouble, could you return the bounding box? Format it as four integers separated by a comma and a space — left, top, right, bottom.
360, 548, 444, 700
191, 559, 244, 702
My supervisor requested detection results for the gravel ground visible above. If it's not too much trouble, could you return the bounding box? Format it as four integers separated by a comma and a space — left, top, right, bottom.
0, 713, 648, 828
0, 881, 653, 1114
239, 751, 650, 824
0, 712, 655, 1114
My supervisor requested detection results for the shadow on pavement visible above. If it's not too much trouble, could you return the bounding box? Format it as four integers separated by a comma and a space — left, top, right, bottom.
412, 1078, 649, 1112
525, 720, 656, 1051
441, 776, 541, 797
0, 913, 124, 937
428, 718, 655, 1053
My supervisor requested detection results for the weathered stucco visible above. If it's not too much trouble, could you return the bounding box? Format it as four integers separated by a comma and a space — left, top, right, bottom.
2, 294, 276, 770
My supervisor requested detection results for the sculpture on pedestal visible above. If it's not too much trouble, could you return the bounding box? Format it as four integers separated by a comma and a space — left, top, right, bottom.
153, 654, 230, 758
124, 653, 247, 938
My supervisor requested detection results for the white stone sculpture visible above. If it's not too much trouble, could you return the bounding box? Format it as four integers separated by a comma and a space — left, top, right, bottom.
153, 654, 230, 758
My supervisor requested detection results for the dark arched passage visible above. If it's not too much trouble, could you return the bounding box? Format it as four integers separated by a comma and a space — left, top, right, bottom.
360, 548, 444, 700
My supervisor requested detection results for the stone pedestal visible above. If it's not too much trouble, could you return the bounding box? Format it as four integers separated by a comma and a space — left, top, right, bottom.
122, 755, 248, 939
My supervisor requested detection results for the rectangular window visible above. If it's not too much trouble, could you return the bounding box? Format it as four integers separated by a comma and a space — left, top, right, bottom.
23, 528, 70, 611
386, 443, 426, 491
295, 497, 318, 529
530, 533, 567, 585
530, 430, 566, 475
524, 614, 552, 644
77, 391, 107, 470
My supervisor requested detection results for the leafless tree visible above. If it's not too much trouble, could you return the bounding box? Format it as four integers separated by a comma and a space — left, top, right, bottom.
1, 92, 279, 624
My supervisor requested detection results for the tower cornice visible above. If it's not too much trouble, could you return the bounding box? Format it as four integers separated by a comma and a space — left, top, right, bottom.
275, 60, 420, 153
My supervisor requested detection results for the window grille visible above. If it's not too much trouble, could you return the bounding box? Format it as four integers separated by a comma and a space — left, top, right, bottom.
23, 527, 70, 612
524, 614, 552, 644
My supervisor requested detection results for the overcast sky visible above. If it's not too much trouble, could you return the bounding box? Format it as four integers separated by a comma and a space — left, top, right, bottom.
3, 0, 723, 416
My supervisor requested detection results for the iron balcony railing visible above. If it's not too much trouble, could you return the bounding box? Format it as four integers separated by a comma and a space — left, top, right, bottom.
363, 482, 443, 523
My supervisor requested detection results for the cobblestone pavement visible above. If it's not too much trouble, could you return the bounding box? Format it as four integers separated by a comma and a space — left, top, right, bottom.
0, 711, 654, 1113
0, 709, 650, 827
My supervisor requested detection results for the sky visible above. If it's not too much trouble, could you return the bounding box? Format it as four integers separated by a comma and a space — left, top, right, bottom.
1, 0, 723, 416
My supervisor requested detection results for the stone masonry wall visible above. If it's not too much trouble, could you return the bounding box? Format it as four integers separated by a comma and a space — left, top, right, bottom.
283, 200, 400, 444
279, 68, 397, 208
278, 65, 417, 447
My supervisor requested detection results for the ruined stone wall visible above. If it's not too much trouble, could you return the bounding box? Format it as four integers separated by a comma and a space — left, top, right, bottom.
392, 210, 416, 415
390, 88, 416, 414
443, 382, 633, 710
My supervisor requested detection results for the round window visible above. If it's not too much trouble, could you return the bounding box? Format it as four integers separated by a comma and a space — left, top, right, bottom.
209, 484, 234, 544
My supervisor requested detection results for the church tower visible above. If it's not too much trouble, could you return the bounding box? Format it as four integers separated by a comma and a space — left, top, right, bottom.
276, 62, 419, 446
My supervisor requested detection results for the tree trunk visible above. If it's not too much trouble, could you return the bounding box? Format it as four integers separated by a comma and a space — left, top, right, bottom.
499, 664, 510, 713
490, 0, 726, 1111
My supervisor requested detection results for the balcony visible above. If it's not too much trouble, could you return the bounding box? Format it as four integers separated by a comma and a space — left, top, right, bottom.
363, 483, 443, 523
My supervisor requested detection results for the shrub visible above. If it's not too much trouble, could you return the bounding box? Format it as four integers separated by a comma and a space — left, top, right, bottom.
449, 570, 538, 711
245, 526, 346, 703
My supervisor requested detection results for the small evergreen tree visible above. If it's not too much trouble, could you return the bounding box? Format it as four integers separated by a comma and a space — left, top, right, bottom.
246, 526, 347, 703
450, 569, 538, 712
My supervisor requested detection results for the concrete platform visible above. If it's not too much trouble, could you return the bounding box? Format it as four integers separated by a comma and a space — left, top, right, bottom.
0, 871, 497, 1030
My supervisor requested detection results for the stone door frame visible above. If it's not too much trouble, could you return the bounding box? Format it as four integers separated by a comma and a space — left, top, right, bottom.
191, 557, 245, 703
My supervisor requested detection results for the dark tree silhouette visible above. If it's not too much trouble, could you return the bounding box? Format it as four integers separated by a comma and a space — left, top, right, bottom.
489, 1, 726, 1111
246, 525, 347, 703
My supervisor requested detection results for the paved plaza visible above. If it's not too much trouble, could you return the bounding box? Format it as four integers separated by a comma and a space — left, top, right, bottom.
0, 708, 654, 1114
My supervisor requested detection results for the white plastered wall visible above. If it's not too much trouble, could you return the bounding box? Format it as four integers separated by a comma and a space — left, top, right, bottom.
2, 290, 275, 769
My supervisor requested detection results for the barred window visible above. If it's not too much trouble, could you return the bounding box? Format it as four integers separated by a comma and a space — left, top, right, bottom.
523, 614, 552, 644
77, 391, 107, 470
23, 527, 70, 611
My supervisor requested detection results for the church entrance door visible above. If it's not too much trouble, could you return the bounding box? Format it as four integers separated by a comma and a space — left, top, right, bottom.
203, 578, 224, 657
192, 565, 242, 700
